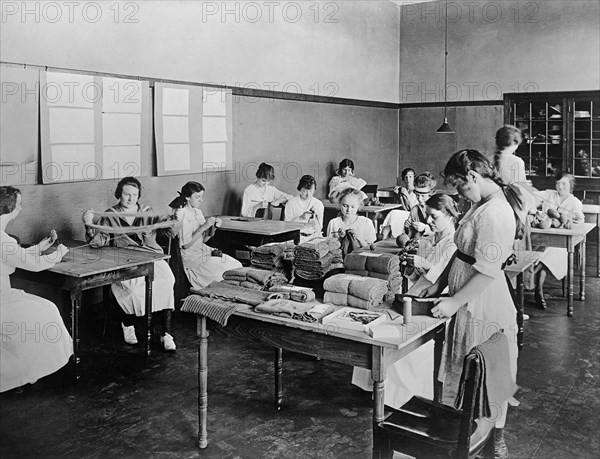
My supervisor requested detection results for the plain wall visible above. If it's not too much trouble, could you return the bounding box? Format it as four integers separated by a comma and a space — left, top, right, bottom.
399, 0, 600, 104
0, 0, 400, 102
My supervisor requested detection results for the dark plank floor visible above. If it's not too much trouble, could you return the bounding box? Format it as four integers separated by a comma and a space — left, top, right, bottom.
2, 250, 599, 458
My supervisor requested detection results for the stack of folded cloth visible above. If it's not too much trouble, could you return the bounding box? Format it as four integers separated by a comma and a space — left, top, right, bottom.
293, 237, 344, 280
322, 274, 388, 310
251, 241, 295, 279
344, 251, 402, 300
222, 267, 288, 291
268, 284, 316, 303
181, 281, 275, 326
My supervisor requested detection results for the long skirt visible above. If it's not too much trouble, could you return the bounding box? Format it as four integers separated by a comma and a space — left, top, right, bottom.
1, 289, 73, 392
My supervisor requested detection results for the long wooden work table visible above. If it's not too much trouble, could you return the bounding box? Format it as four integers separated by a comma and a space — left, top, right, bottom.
193, 305, 445, 456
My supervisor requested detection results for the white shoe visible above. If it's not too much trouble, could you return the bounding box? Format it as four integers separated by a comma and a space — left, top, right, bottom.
523, 314, 530, 320
161, 333, 176, 351
121, 323, 138, 345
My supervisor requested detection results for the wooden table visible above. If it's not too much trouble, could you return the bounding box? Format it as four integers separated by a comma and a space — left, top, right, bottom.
212, 216, 306, 254
505, 250, 545, 350
12, 241, 169, 380
531, 222, 595, 316
194, 307, 445, 456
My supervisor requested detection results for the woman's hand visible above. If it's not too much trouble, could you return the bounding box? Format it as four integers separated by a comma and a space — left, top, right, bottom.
214, 217, 222, 228
205, 217, 217, 229
393, 185, 400, 194
39, 229, 58, 251
431, 296, 462, 320
412, 221, 427, 232
407, 254, 431, 270
82, 209, 94, 225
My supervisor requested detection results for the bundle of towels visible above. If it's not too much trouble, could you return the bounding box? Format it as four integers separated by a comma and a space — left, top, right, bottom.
344, 251, 403, 300
251, 241, 295, 279
293, 237, 344, 280
323, 274, 388, 310
223, 267, 288, 291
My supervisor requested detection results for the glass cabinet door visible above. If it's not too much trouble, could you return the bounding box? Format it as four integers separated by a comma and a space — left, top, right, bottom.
572, 97, 600, 178
513, 98, 564, 177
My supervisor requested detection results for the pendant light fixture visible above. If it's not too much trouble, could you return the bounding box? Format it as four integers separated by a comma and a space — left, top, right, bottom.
436, 0, 454, 133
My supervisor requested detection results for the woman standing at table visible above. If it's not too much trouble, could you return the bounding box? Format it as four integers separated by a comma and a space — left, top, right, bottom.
531, 171, 585, 308
172, 181, 242, 289
284, 175, 324, 241
82, 177, 177, 351
1, 186, 72, 392
423, 150, 524, 459
328, 158, 367, 203
241, 163, 292, 218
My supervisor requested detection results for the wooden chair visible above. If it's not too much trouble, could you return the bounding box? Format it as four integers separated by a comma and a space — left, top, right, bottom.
582, 203, 600, 277
375, 343, 497, 459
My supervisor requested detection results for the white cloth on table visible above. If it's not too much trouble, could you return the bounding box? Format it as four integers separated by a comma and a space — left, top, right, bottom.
241, 183, 292, 218
179, 207, 242, 289
1, 232, 72, 393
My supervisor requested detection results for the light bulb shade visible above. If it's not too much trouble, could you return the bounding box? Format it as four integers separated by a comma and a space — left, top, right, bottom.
436, 117, 454, 133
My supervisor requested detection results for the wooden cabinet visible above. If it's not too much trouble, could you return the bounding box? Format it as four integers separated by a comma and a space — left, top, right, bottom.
504, 91, 600, 192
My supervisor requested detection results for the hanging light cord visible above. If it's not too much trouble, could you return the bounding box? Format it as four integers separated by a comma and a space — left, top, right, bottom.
443, 0, 448, 118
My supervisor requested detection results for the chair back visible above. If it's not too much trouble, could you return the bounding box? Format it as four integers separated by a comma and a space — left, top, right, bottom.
362, 184, 378, 199
256, 203, 286, 221
456, 352, 482, 456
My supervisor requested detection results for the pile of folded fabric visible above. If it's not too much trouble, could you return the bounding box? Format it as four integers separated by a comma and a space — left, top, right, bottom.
222, 266, 288, 291
293, 236, 343, 280
268, 284, 316, 303
251, 241, 295, 279
344, 251, 403, 300
322, 274, 388, 310
181, 281, 274, 326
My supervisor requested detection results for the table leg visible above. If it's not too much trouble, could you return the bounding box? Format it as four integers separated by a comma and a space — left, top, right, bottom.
567, 248, 574, 317
371, 346, 390, 459
145, 265, 154, 358
433, 326, 444, 402
516, 273, 524, 351
274, 347, 283, 410
580, 237, 586, 301
198, 316, 208, 449
70, 289, 82, 381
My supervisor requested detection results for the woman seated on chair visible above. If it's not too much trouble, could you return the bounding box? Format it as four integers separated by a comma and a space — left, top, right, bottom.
172, 181, 242, 290
352, 193, 458, 409
241, 162, 293, 218
82, 177, 178, 351
1, 186, 72, 393
284, 175, 324, 242
393, 167, 418, 210
531, 171, 585, 309
328, 158, 368, 204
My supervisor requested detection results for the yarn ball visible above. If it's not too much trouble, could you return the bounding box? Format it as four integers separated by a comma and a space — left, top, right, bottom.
396, 233, 410, 248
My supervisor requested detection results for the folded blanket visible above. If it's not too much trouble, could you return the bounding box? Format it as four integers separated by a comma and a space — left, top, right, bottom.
190, 281, 271, 306
388, 272, 403, 294
254, 299, 314, 319
181, 295, 241, 326
294, 237, 341, 261
252, 242, 285, 257
365, 253, 400, 274
323, 292, 374, 310
295, 263, 344, 280
367, 271, 389, 281
269, 284, 316, 303
323, 273, 364, 294
347, 277, 388, 302
345, 269, 370, 277
344, 252, 367, 271
294, 252, 334, 269
223, 266, 254, 282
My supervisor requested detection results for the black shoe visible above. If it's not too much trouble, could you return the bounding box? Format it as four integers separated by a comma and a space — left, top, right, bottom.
534, 292, 547, 309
